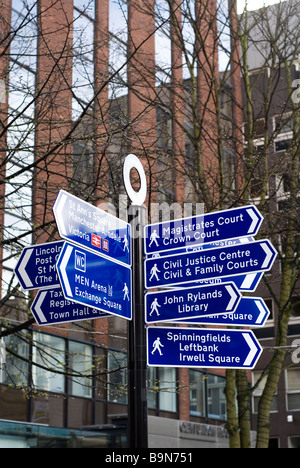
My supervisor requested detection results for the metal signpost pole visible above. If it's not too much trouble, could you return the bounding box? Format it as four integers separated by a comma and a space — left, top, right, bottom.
128, 204, 148, 449
123, 155, 148, 449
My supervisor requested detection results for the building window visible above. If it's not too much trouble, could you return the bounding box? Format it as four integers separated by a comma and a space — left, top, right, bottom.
68, 341, 93, 398
32, 332, 65, 394
286, 368, 300, 411
147, 367, 177, 413
207, 374, 226, 420
288, 436, 300, 448
158, 367, 177, 412
189, 369, 206, 417
107, 350, 127, 404
3, 0, 38, 298
252, 371, 278, 413
0, 332, 29, 387
273, 113, 293, 152
72, 0, 95, 120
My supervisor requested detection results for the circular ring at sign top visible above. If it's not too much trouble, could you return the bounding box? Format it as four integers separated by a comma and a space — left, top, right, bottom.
123, 154, 147, 205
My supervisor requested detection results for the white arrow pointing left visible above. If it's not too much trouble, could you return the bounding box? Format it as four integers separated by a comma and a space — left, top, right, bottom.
243, 333, 260, 367
54, 191, 68, 236
59, 244, 74, 297
17, 249, 34, 288
34, 292, 48, 324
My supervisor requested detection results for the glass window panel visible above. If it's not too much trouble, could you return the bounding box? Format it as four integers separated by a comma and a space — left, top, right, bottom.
32, 333, 65, 394
287, 369, 300, 391
72, 2, 95, 119
189, 370, 206, 417
253, 371, 278, 413
10, 0, 38, 71
158, 367, 177, 412
109, 0, 128, 98
147, 367, 158, 409
207, 374, 226, 420
68, 341, 93, 398
107, 350, 127, 404
0, 332, 29, 387
155, 0, 171, 85
287, 369, 300, 411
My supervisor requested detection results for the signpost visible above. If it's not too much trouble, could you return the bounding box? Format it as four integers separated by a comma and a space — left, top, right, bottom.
173, 296, 270, 328
147, 326, 262, 369
144, 205, 263, 255
145, 282, 241, 324
145, 239, 277, 289
56, 241, 132, 320
53, 189, 131, 266
14, 240, 64, 290
31, 286, 111, 326
12, 153, 277, 450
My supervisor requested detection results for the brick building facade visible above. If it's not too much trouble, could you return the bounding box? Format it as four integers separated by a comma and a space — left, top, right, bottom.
0, 0, 234, 448
1, 0, 299, 450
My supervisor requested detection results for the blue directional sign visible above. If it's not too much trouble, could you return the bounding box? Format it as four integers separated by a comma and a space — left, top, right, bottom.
56, 242, 132, 320
31, 287, 111, 326
147, 326, 262, 369
144, 205, 263, 255
145, 239, 277, 289
180, 272, 264, 292
174, 297, 270, 327
53, 190, 131, 266
14, 241, 64, 290
145, 282, 241, 324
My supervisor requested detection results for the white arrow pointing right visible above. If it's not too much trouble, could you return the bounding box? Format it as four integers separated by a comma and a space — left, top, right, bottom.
261, 242, 273, 268
243, 333, 260, 367
225, 284, 239, 310
246, 208, 260, 234
255, 300, 267, 324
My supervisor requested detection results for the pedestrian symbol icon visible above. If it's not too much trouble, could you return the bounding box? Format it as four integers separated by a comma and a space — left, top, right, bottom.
150, 298, 161, 316
123, 235, 129, 252
151, 337, 164, 356
123, 283, 130, 301
149, 263, 160, 282
149, 230, 159, 247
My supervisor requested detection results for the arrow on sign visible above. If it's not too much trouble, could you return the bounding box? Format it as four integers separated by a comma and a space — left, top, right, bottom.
14, 241, 64, 290
31, 287, 111, 326
174, 297, 270, 327
145, 282, 241, 324
147, 326, 262, 369
56, 242, 132, 320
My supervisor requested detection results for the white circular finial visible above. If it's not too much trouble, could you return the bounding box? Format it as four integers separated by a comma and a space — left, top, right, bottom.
123, 154, 147, 206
